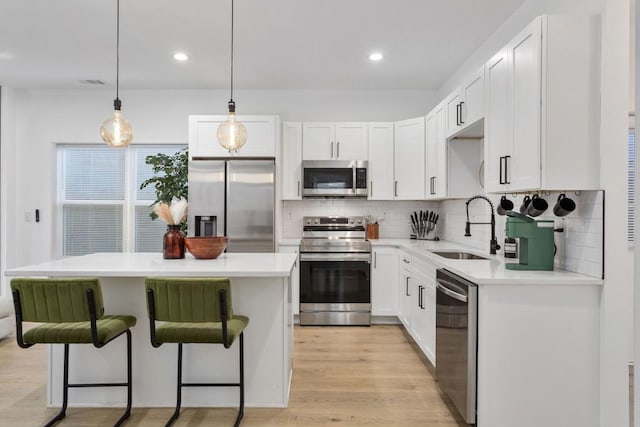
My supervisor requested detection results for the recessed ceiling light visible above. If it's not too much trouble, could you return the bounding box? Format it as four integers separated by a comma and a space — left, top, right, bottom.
173, 52, 189, 62
369, 52, 383, 62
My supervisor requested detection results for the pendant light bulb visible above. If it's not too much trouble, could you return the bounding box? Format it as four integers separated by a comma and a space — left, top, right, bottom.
101, 0, 132, 147
100, 99, 133, 147
217, 101, 247, 152
217, 0, 247, 153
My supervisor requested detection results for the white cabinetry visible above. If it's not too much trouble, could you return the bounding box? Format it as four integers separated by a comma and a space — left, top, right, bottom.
445, 67, 485, 138
425, 103, 447, 199
281, 122, 302, 200
302, 122, 368, 160
370, 247, 398, 316
397, 252, 436, 364
394, 117, 425, 200
189, 115, 278, 158
278, 244, 300, 316
484, 15, 600, 193
367, 123, 395, 200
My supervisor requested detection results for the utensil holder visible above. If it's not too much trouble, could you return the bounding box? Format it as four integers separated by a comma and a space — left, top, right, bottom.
366, 223, 379, 240
411, 224, 438, 240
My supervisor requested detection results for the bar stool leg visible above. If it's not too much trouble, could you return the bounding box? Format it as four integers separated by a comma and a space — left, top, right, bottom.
115, 329, 133, 427
166, 343, 183, 427
234, 333, 244, 427
45, 344, 69, 427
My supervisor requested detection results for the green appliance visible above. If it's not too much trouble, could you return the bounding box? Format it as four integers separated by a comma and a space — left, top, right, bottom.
505, 211, 555, 271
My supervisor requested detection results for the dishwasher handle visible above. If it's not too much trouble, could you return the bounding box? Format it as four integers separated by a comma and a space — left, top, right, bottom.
436, 282, 468, 303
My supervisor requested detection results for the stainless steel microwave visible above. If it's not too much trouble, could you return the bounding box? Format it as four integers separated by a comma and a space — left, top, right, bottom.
302, 160, 368, 198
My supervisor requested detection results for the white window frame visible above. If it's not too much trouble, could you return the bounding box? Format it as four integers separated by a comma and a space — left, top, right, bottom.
56, 143, 186, 257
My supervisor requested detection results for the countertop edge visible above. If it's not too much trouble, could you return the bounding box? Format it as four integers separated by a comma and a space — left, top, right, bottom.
369, 239, 604, 286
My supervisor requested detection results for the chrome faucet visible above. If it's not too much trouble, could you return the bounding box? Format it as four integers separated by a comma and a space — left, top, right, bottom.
465, 195, 500, 255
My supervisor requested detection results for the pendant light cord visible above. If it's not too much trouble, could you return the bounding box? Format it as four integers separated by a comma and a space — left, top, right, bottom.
116, 0, 120, 102
229, 0, 234, 103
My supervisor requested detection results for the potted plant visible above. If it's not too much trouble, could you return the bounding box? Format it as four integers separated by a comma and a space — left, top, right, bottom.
139, 148, 189, 226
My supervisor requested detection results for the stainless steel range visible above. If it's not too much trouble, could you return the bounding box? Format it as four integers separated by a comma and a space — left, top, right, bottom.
299, 216, 371, 326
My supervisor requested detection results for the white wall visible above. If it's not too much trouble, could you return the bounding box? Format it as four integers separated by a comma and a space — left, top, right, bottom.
1, 88, 438, 274
439, 0, 604, 98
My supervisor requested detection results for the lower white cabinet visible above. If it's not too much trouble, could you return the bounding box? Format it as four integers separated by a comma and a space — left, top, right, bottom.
397, 251, 437, 365
371, 247, 398, 316
278, 244, 300, 316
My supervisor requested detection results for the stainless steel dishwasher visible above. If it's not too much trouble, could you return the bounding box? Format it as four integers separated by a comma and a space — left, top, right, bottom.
435, 269, 478, 425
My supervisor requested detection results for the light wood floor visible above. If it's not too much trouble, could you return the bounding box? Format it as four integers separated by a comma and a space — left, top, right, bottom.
0, 325, 462, 426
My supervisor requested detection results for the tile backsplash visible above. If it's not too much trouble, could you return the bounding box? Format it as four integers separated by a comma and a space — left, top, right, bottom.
282, 191, 604, 278
281, 200, 440, 239
439, 191, 604, 278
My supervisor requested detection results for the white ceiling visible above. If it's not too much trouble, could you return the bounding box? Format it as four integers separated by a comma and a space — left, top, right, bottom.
0, 0, 527, 90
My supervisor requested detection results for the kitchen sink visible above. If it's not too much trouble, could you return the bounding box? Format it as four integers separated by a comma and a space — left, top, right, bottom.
432, 251, 488, 260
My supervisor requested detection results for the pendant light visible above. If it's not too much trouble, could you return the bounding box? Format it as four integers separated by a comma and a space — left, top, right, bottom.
100, 0, 133, 147
217, 0, 247, 153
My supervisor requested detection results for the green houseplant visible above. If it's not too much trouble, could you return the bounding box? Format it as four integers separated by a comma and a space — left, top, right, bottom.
139, 148, 189, 224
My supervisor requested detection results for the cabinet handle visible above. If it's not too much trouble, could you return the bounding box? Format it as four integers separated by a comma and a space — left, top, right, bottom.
504, 155, 511, 184
456, 103, 461, 126
403, 258, 410, 264
459, 101, 465, 124
297, 181, 300, 196
330, 142, 334, 159
394, 181, 398, 198
406, 277, 410, 296
370, 181, 373, 197
418, 285, 423, 309
337, 141, 340, 158
373, 252, 377, 268
499, 156, 505, 185
431, 176, 436, 195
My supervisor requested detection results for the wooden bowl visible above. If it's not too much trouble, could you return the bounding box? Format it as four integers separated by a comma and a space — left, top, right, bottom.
184, 236, 228, 259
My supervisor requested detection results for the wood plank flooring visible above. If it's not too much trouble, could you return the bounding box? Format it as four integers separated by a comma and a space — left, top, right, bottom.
0, 325, 462, 426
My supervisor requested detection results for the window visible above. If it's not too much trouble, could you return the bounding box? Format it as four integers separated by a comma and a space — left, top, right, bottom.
58, 144, 186, 256
630, 127, 636, 243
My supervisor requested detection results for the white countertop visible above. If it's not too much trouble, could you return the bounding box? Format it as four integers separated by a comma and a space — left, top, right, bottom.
370, 239, 603, 286
5, 252, 298, 278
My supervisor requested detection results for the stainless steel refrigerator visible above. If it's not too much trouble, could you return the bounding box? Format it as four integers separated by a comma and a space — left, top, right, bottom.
188, 159, 275, 252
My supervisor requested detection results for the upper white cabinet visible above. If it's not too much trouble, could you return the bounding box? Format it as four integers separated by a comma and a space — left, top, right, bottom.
189, 115, 278, 158
367, 123, 395, 200
425, 102, 447, 199
394, 117, 426, 200
281, 122, 302, 200
484, 15, 600, 193
445, 67, 485, 138
302, 122, 368, 160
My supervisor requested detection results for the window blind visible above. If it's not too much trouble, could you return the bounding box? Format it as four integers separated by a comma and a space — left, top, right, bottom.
64, 148, 124, 200
629, 129, 635, 243
135, 205, 167, 252
63, 205, 123, 256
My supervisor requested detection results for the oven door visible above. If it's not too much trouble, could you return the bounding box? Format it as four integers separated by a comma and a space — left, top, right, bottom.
299, 252, 371, 325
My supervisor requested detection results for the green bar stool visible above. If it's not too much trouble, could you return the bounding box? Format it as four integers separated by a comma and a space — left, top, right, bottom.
145, 277, 249, 427
10, 278, 137, 427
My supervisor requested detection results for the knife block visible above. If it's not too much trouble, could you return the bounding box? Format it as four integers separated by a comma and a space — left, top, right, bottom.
366, 223, 379, 240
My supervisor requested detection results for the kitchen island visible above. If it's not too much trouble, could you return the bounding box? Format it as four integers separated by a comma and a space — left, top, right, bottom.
5, 252, 297, 409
